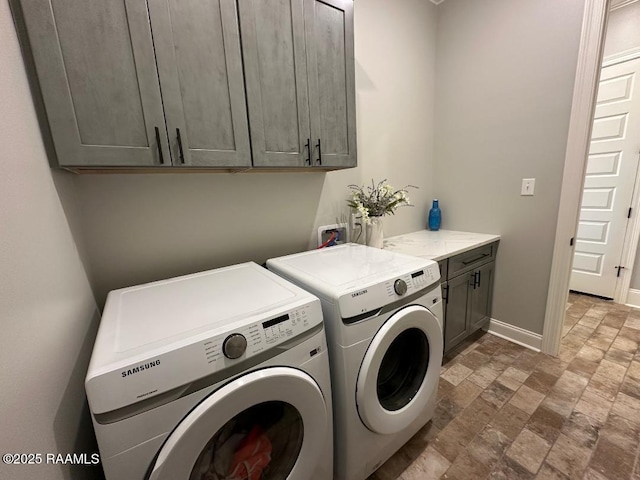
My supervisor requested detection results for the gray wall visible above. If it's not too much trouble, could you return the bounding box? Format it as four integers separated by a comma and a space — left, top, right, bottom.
0, 2, 101, 479
75, 0, 438, 305
434, 0, 586, 334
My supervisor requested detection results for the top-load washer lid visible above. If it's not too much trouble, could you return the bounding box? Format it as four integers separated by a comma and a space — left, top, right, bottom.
86, 262, 323, 415
267, 244, 440, 320
112, 262, 297, 352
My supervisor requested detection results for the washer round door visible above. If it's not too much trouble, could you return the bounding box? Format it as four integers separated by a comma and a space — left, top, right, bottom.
148, 367, 329, 480
356, 305, 443, 435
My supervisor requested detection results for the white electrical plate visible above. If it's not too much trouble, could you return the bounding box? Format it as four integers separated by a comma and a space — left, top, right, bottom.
317, 223, 348, 247
521, 178, 535, 196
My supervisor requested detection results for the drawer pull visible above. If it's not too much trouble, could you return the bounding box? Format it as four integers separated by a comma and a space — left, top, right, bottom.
462, 252, 491, 265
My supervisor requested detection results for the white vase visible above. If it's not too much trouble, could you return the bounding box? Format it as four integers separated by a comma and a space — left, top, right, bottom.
366, 216, 384, 248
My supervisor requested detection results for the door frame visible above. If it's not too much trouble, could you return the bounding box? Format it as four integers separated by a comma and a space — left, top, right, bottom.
541, 0, 609, 355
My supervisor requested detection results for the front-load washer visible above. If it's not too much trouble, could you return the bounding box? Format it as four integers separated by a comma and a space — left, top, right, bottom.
85, 262, 333, 480
267, 244, 443, 480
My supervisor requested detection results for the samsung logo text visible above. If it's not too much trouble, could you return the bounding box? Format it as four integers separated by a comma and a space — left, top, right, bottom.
121, 360, 160, 378
351, 289, 368, 298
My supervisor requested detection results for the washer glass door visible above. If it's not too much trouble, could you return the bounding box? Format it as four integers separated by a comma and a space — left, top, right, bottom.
356, 304, 443, 435
377, 327, 430, 411
190, 401, 303, 479
148, 367, 328, 480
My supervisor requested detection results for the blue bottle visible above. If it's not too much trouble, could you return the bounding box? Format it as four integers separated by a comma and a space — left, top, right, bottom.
428, 199, 441, 231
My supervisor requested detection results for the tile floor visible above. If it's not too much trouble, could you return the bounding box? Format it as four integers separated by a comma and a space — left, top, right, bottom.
369, 292, 640, 480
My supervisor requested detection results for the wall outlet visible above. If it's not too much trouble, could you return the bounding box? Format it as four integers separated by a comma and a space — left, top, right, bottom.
318, 223, 348, 247
350, 212, 365, 244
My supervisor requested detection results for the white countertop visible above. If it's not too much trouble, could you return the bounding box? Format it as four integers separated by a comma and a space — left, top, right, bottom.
384, 229, 501, 261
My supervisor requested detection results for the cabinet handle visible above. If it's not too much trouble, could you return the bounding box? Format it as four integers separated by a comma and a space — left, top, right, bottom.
305, 138, 311, 165
155, 126, 164, 164
176, 128, 185, 164
462, 252, 491, 266
476, 270, 481, 288
443, 284, 449, 304
316, 138, 322, 165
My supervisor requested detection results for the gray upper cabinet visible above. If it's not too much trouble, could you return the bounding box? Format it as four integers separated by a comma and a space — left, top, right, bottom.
305, 0, 356, 167
148, 0, 251, 167
17, 0, 169, 167
239, 0, 311, 167
13, 0, 356, 170
239, 0, 356, 168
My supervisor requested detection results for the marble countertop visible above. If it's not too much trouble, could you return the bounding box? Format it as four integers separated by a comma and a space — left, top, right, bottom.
384, 229, 501, 261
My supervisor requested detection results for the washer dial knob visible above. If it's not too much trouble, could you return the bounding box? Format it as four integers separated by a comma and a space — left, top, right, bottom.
394, 279, 408, 296
223, 333, 247, 359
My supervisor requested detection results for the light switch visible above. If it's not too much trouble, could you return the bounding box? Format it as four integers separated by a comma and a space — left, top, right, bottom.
521, 178, 535, 196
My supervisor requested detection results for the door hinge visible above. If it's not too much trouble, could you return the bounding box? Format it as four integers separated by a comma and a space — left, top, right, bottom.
615, 265, 625, 277
629, 207, 633, 219
570, 237, 574, 246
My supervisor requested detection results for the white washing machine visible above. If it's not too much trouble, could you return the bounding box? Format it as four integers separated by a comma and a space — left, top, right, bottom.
85, 262, 333, 480
267, 244, 444, 480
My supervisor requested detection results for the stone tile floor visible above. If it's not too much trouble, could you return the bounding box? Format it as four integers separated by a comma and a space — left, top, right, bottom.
369, 292, 640, 479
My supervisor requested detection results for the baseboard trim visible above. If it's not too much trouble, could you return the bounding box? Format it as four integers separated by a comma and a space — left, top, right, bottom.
484, 318, 542, 352
626, 289, 640, 308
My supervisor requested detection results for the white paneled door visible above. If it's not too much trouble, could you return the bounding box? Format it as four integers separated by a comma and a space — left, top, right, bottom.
570, 57, 640, 298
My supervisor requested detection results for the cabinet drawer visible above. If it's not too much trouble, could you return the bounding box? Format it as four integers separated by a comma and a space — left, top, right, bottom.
448, 243, 497, 279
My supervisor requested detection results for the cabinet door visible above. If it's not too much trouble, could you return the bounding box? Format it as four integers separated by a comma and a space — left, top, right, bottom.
18, 0, 170, 167
238, 0, 311, 167
444, 273, 471, 352
149, 0, 251, 167
469, 262, 495, 332
438, 260, 448, 284
441, 280, 448, 341
305, 0, 357, 167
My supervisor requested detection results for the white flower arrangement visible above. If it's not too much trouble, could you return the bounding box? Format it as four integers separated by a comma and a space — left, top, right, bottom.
347, 179, 416, 224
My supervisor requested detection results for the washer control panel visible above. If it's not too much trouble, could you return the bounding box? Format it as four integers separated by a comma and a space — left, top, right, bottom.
410, 266, 438, 288
202, 302, 318, 366
384, 263, 440, 299
338, 261, 440, 319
